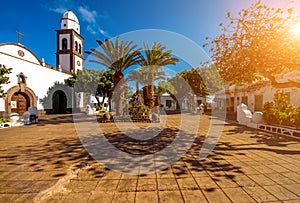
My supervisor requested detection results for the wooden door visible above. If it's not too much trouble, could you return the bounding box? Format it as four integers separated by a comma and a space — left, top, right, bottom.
11, 93, 28, 116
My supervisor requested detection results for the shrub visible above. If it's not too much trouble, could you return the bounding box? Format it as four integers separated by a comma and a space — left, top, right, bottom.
94, 105, 100, 111
136, 104, 150, 116
263, 102, 276, 124
0, 117, 8, 123
263, 90, 296, 126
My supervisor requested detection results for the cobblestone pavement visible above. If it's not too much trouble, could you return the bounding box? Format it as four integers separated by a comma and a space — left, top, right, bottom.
0, 113, 299, 202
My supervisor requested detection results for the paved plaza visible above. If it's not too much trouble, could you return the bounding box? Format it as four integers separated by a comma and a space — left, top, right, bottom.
0, 113, 299, 202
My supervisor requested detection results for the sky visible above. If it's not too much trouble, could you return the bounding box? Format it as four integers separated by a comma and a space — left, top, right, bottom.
1, 0, 300, 71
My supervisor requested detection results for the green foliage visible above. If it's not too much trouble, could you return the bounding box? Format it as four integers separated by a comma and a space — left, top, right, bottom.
97, 70, 114, 99
263, 90, 297, 126
262, 102, 276, 124
204, 1, 300, 88
94, 105, 100, 111
86, 37, 141, 116
136, 103, 150, 116
291, 107, 300, 128
178, 68, 209, 97
0, 117, 8, 123
65, 69, 114, 109
129, 103, 150, 116
0, 64, 12, 96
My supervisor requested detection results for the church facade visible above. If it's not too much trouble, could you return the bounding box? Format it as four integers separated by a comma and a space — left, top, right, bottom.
0, 10, 84, 117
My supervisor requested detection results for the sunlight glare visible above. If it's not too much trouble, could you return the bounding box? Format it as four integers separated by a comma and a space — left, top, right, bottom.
290, 23, 300, 37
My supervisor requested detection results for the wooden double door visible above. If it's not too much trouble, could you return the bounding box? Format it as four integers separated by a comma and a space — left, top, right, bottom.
11, 92, 29, 116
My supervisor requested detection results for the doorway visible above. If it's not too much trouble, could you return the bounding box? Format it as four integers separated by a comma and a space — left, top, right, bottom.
10, 92, 30, 116
52, 90, 67, 113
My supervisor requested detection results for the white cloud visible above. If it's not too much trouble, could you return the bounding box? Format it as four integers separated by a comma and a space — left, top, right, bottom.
87, 25, 97, 35
49, 7, 67, 14
78, 6, 97, 24
98, 28, 110, 38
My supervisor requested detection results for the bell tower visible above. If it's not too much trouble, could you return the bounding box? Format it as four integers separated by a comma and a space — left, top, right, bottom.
56, 10, 84, 73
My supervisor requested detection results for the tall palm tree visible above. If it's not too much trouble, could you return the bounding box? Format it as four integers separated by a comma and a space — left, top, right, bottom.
139, 42, 179, 108
86, 37, 141, 116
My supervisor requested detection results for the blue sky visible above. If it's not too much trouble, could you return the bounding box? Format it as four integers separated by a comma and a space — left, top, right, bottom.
1, 0, 300, 70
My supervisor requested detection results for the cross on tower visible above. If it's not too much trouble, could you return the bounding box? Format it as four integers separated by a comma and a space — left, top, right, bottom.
16, 31, 24, 44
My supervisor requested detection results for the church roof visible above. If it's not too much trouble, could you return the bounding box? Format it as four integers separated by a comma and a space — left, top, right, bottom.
62, 10, 79, 24
0, 43, 41, 65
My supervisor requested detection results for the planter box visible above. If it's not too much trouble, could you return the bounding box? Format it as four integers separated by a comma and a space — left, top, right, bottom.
258, 123, 300, 138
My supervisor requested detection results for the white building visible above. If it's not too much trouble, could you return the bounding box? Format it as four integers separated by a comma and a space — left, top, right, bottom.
214, 75, 300, 113
0, 10, 84, 117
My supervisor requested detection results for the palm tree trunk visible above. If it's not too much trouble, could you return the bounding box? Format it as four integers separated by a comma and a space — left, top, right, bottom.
113, 71, 125, 116
154, 94, 161, 115
148, 73, 155, 108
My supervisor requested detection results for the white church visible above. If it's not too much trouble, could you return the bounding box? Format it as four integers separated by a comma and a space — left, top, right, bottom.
0, 10, 84, 117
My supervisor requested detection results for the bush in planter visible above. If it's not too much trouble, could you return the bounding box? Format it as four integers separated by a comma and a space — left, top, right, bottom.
95, 105, 100, 111
0, 117, 8, 124
262, 90, 296, 126
136, 104, 150, 116
263, 102, 276, 124
291, 107, 300, 129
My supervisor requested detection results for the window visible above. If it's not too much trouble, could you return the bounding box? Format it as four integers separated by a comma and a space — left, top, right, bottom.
79, 44, 82, 54
62, 38, 67, 50
255, 95, 263, 111
166, 100, 172, 108
75, 41, 78, 52
241, 96, 248, 105
17, 72, 27, 84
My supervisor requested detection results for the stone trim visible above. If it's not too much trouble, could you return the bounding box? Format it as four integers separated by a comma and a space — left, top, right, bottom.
4, 85, 37, 114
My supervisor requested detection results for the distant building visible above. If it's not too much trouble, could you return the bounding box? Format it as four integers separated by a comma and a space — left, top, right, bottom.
214, 73, 300, 113
0, 10, 84, 117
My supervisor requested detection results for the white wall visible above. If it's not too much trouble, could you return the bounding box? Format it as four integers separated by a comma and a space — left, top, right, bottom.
74, 55, 83, 71
59, 55, 70, 72
0, 49, 71, 111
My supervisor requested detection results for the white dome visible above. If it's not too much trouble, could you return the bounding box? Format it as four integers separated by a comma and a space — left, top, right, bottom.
61, 10, 80, 34
62, 10, 79, 24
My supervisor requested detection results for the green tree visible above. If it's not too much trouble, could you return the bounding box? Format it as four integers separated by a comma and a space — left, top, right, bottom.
168, 75, 190, 110
262, 90, 295, 125
138, 42, 179, 108
97, 70, 114, 110
179, 68, 209, 97
65, 69, 113, 110
86, 37, 141, 116
0, 64, 12, 97
204, 1, 300, 88
126, 69, 144, 94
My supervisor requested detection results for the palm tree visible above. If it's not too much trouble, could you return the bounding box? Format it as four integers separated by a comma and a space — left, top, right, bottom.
126, 69, 144, 94
138, 42, 179, 108
86, 37, 141, 116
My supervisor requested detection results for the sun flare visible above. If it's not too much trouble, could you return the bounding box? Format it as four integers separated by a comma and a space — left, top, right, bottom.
290, 23, 300, 37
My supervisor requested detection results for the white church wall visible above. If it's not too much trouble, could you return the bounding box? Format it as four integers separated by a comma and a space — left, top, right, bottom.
0, 44, 40, 65
0, 99, 4, 111
74, 55, 83, 71
73, 35, 81, 47
59, 55, 70, 72
0, 51, 71, 110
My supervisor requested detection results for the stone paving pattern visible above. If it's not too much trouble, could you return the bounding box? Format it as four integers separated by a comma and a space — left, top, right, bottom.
0, 114, 299, 202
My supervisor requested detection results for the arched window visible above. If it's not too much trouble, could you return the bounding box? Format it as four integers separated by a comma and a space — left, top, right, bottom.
17, 72, 27, 84
62, 38, 67, 50
79, 44, 82, 54
75, 41, 78, 52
